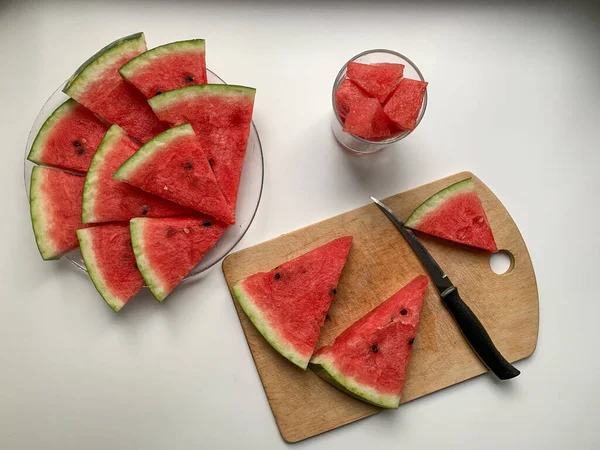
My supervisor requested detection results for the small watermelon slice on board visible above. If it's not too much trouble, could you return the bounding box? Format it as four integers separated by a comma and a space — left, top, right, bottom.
130, 216, 227, 301
149, 84, 255, 208
347, 62, 405, 103
30, 166, 87, 260
310, 275, 429, 409
77, 223, 144, 312
232, 237, 353, 369
27, 99, 109, 173
334, 78, 370, 120
63, 32, 167, 143
113, 124, 234, 224
344, 97, 394, 140
404, 178, 498, 252
119, 39, 207, 99
82, 125, 191, 223
383, 78, 428, 131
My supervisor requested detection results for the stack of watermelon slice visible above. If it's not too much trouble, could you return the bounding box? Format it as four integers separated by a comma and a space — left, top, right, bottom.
28, 32, 256, 311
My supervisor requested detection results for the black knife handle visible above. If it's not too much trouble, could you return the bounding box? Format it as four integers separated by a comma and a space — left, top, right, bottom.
442, 288, 520, 380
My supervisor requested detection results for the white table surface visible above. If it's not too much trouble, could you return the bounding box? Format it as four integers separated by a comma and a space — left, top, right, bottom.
2, 1, 599, 449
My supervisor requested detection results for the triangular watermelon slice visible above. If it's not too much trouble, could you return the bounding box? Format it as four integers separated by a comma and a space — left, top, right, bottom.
335, 78, 370, 120
82, 125, 191, 223
149, 84, 256, 208
30, 166, 88, 260
77, 223, 144, 312
113, 124, 234, 224
383, 78, 428, 131
346, 62, 405, 103
119, 39, 207, 99
63, 32, 167, 143
404, 178, 498, 252
27, 99, 109, 173
310, 275, 429, 409
343, 97, 394, 140
232, 237, 353, 369
130, 216, 228, 301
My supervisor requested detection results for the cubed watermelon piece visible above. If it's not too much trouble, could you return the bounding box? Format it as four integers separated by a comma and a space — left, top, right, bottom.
347, 62, 405, 103
343, 97, 393, 140
334, 79, 369, 120
383, 78, 428, 131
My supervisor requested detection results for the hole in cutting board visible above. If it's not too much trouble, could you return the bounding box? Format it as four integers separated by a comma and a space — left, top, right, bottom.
490, 250, 514, 275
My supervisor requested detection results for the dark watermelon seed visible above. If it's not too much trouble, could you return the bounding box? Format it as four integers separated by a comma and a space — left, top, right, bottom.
208, 159, 214, 167
76, 147, 85, 155
408, 338, 415, 345
134, 262, 138, 269
156, 90, 163, 95
128, 241, 132, 247
371, 344, 378, 353
185, 75, 194, 82
73, 141, 82, 147
274, 273, 281, 280
400, 309, 407, 315
325, 314, 330, 320
202, 221, 212, 227
330, 288, 337, 295
183, 161, 193, 170
166, 227, 176, 237
141, 206, 149, 215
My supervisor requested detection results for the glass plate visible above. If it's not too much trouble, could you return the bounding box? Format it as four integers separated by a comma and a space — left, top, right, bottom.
24, 69, 264, 280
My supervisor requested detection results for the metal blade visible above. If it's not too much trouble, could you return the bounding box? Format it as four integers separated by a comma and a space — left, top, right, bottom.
370, 196, 454, 295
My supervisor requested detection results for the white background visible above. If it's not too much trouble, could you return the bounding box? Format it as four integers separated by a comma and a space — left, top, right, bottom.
1, 1, 599, 449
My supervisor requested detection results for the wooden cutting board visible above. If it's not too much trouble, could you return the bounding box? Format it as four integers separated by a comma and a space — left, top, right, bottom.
222, 171, 539, 443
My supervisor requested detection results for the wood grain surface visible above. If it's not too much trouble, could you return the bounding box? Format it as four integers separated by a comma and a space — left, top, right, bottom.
222, 171, 539, 443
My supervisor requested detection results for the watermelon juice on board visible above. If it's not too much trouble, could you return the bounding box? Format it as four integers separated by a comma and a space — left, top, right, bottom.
331, 49, 428, 155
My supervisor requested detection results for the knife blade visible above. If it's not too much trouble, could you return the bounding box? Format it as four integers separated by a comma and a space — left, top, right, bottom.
370, 196, 520, 380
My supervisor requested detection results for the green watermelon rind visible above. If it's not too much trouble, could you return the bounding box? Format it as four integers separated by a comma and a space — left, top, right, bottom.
148, 84, 256, 113
232, 281, 310, 369
30, 167, 61, 260
129, 218, 169, 302
119, 39, 205, 78
27, 99, 80, 167
309, 353, 401, 409
81, 124, 126, 223
76, 228, 126, 312
404, 178, 474, 228
63, 32, 147, 99
112, 123, 193, 182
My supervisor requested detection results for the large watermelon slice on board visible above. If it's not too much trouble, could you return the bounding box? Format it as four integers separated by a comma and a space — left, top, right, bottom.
77, 223, 144, 312
404, 178, 498, 252
29, 166, 87, 260
383, 78, 428, 131
113, 124, 234, 224
63, 32, 167, 143
310, 275, 429, 409
82, 125, 191, 223
130, 216, 227, 301
149, 84, 255, 208
119, 39, 207, 99
232, 237, 353, 369
27, 99, 109, 173
347, 62, 405, 103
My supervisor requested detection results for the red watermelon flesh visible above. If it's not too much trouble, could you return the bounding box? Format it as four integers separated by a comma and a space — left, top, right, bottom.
82, 125, 192, 223
232, 237, 353, 369
63, 32, 167, 143
130, 216, 227, 301
113, 124, 234, 224
344, 97, 395, 140
119, 39, 207, 99
335, 78, 370, 120
77, 223, 144, 312
347, 62, 405, 103
29, 166, 88, 260
27, 99, 109, 173
310, 275, 429, 409
149, 85, 256, 208
383, 78, 428, 131
405, 178, 498, 252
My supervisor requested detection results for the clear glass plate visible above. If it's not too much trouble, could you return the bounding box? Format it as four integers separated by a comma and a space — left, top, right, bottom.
24, 69, 264, 280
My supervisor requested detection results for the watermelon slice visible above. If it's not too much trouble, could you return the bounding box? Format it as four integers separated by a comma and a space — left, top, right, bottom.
63, 32, 167, 143
404, 178, 498, 252
29, 167, 87, 260
232, 237, 353, 369
119, 39, 207, 99
310, 275, 429, 409
27, 99, 109, 173
82, 125, 191, 223
77, 223, 144, 312
347, 62, 405, 103
335, 78, 370, 120
149, 84, 255, 208
130, 216, 227, 301
383, 78, 428, 131
113, 124, 234, 224
343, 97, 393, 140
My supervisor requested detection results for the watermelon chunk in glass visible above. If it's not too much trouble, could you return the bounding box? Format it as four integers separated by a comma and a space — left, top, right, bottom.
383, 78, 428, 131
343, 97, 394, 140
119, 39, 207, 99
334, 78, 370, 120
347, 62, 405, 103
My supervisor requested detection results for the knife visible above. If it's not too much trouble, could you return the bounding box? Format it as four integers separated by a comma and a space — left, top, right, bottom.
370, 196, 520, 380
